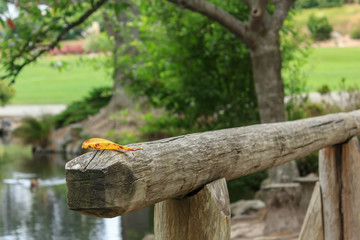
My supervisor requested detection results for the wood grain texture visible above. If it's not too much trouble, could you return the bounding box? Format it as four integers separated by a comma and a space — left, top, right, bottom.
154, 178, 230, 240
319, 145, 342, 240
341, 137, 360, 239
319, 137, 360, 239
66, 110, 360, 217
299, 182, 323, 240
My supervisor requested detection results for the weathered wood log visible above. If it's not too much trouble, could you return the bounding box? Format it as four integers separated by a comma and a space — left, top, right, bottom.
66, 110, 360, 217
319, 144, 341, 240
298, 182, 323, 240
319, 137, 360, 239
154, 178, 230, 240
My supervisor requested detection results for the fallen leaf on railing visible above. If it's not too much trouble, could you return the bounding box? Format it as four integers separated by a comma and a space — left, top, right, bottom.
81, 138, 143, 151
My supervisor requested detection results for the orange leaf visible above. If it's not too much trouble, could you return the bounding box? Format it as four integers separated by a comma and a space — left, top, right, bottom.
81, 138, 143, 151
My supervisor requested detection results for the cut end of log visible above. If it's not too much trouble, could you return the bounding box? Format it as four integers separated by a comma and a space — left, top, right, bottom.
66, 150, 137, 217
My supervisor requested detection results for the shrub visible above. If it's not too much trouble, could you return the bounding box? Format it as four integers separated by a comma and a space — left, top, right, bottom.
13, 115, 53, 149
317, 84, 331, 94
53, 86, 112, 129
106, 130, 139, 145
295, 0, 343, 8
0, 81, 15, 106
307, 14, 333, 41
350, 25, 360, 40
296, 152, 319, 176
227, 171, 268, 202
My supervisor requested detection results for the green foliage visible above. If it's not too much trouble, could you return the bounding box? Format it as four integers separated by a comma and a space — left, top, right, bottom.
140, 113, 186, 140
13, 115, 53, 149
317, 84, 331, 94
0, 0, 116, 83
122, 2, 309, 202
53, 86, 112, 129
287, 97, 330, 121
296, 152, 319, 176
281, 10, 311, 98
227, 171, 268, 202
295, 0, 343, 8
350, 25, 360, 39
129, 1, 258, 132
64, 27, 83, 40
0, 80, 15, 105
307, 14, 333, 41
279, 10, 312, 123
109, 109, 130, 124
106, 130, 139, 145
84, 32, 113, 52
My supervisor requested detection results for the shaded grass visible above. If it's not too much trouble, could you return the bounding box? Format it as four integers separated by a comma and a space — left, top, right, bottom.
11, 55, 111, 105
306, 47, 360, 91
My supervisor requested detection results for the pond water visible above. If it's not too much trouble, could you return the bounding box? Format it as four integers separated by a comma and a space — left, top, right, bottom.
0, 148, 152, 240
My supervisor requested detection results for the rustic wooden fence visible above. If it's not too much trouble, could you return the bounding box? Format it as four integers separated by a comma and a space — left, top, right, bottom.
65, 110, 360, 239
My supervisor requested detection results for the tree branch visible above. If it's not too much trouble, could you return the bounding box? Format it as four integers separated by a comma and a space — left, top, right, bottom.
168, 0, 250, 43
271, 0, 295, 31
248, 0, 269, 32
2, 0, 109, 83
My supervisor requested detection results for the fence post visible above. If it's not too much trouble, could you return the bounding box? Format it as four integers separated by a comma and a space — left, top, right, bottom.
154, 178, 230, 240
298, 182, 323, 240
319, 137, 360, 239
340, 137, 360, 239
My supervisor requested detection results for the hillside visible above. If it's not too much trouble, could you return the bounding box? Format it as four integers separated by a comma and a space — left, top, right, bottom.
294, 4, 360, 35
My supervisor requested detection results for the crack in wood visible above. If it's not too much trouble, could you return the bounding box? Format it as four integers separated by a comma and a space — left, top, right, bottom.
147, 135, 186, 145
294, 139, 321, 149
337, 146, 344, 240
335, 119, 344, 124
309, 120, 334, 128
83, 151, 100, 171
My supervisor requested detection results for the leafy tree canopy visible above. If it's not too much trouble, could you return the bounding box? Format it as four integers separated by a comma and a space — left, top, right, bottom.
0, 0, 109, 83
128, 0, 258, 131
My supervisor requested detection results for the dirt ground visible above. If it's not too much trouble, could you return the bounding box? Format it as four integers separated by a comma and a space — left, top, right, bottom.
231, 220, 298, 240
312, 34, 360, 48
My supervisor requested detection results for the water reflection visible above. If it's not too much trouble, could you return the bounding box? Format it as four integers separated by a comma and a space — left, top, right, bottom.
0, 150, 151, 240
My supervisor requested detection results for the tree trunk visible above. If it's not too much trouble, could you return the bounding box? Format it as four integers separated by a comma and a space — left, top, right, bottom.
249, 35, 285, 123
250, 33, 298, 183
107, 65, 134, 111
103, 6, 138, 112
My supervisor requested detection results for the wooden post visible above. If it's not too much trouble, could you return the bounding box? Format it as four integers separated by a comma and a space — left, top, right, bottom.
340, 137, 360, 239
319, 144, 341, 240
319, 137, 360, 239
298, 182, 323, 240
154, 178, 230, 240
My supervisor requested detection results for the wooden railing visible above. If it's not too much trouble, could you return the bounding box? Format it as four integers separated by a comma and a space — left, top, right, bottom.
65, 110, 360, 239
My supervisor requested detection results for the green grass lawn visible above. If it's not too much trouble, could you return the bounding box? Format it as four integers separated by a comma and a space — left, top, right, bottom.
8, 47, 360, 105
306, 47, 360, 92
11, 55, 112, 105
